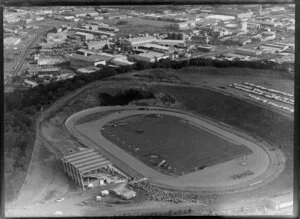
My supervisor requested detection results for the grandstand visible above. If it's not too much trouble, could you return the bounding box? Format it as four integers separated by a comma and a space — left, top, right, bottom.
61, 148, 116, 189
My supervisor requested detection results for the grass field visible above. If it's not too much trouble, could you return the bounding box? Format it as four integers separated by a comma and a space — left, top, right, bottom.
102, 114, 252, 175
104, 17, 175, 36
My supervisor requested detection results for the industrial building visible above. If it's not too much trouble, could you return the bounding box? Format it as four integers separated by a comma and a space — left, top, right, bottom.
37, 56, 65, 65
197, 45, 214, 52
86, 40, 108, 50
76, 32, 94, 41
134, 51, 168, 63
69, 53, 113, 69
76, 66, 101, 74
259, 42, 289, 53
103, 13, 128, 20
166, 32, 186, 41
61, 148, 114, 190
155, 39, 186, 47
72, 27, 115, 37
76, 48, 98, 56
138, 43, 171, 53
111, 58, 135, 66
235, 48, 262, 56
126, 36, 157, 49
173, 20, 196, 30
261, 32, 276, 41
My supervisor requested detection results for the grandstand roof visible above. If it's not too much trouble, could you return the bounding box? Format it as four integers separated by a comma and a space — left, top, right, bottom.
63, 149, 111, 175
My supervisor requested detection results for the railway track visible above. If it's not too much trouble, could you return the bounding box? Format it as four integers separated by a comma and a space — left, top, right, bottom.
4, 28, 52, 92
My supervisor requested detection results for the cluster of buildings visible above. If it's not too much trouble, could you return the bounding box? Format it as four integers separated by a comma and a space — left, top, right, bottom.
5, 5, 294, 89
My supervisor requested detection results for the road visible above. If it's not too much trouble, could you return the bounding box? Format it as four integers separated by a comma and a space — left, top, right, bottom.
4, 28, 52, 92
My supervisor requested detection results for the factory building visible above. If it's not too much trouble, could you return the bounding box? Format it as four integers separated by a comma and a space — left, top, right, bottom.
166, 32, 186, 41
94, 16, 104, 20
37, 56, 65, 65
138, 43, 171, 53
173, 20, 196, 30
259, 42, 289, 53
69, 53, 113, 69
103, 13, 128, 20
261, 31, 276, 41
197, 45, 214, 52
234, 48, 262, 56
134, 51, 168, 63
155, 39, 186, 47
72, 10, 99, 17
76, 66, 101, 74
76, 32, 94, 41
86, 40, 108, 50
247, 22, 261, 30
126, 36, 157, 49
4, 37, 21, 46
111, 57, 135, 66
72, 27, 115, 37
61, 149, 114, 190
76, 48, 97, 56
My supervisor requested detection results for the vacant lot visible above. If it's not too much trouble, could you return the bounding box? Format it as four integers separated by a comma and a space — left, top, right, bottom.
102, 114, 252, 175
104, 17, 175, 36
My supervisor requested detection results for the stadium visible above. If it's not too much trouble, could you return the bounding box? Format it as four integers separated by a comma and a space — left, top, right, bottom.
64, 105, 286, 193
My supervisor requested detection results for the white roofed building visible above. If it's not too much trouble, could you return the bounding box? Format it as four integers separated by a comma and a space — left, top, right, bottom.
111, 58, 135, 66
126, 36, 157, 49
134, 51, 168, 63
76, 32, 94, 41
